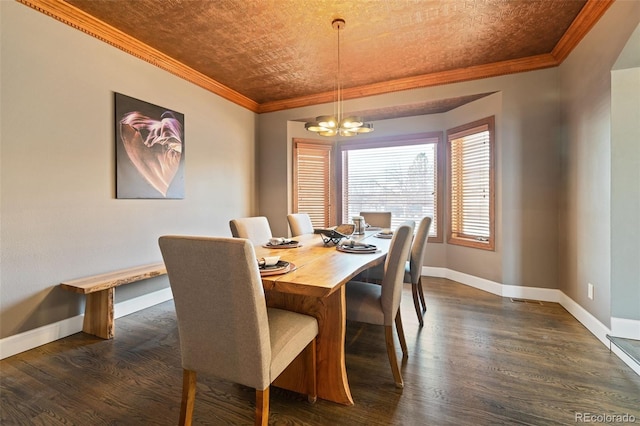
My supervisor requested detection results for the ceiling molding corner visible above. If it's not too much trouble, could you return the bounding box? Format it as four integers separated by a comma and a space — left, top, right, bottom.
551, 0, 615, 63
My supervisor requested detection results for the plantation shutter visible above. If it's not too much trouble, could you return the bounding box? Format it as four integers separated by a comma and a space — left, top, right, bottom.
293, 141, 332, 228
448, 119, 494, 249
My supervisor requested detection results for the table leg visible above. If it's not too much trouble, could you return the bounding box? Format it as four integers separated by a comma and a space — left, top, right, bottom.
268, 288, 353, 405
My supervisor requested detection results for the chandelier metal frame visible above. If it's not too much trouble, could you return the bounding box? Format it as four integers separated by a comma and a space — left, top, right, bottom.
305, 18, 373, 137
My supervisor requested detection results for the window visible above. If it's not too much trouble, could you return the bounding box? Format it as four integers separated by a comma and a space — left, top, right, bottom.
339, 133, 443, 241
447, 116, 495, 250
293, 140, 334, 227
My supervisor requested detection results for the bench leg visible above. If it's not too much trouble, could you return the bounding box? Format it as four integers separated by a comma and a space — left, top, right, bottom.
83, 288, 115, 339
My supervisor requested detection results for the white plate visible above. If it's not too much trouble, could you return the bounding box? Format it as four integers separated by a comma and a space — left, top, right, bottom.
374, 233, 393, 239
336, 244, 378, 254
259, 261, 291, 275
263, 240, 300, 249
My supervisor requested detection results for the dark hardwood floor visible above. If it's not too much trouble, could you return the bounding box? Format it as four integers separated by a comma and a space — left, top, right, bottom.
2, 278, 639, 425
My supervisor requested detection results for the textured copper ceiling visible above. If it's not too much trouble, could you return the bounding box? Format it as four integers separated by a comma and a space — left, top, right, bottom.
27, 0, 608, 115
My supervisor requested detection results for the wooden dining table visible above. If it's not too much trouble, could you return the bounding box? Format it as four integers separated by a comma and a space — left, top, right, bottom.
254, 230, 392, 406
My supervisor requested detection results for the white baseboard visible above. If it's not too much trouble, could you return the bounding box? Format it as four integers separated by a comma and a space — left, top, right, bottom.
2, 272, 637, 377
610, 344, 640, 376
611, 317, 640, 340
608, 317, 640, 376
114, 287, 174, 319
423, 266, 638, 375
424, 266, 563, 302
0, 315, 85, 360
557, 291, 611, 346
0, 287, 174, 360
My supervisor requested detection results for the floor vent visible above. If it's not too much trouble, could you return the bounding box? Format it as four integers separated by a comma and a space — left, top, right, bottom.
510, 298, 543, 305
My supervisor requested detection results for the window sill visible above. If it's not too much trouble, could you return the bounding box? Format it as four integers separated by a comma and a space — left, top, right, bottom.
447, 236, 494, 251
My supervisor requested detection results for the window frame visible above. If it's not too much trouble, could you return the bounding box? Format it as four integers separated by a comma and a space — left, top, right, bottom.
446, 116, 495, 251
292, 138, 336, 227
337, 132, 444, 243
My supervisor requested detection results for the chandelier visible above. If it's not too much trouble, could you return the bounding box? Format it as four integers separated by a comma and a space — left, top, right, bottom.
305, 18, 374, 137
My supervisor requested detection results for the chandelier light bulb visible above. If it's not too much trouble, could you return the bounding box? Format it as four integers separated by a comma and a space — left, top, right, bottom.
317, 115, 338, 129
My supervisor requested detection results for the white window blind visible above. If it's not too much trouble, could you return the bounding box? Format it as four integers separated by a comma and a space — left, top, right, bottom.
341, 141, 439, 237
293, 142, 332, 228
448, 117, 494, 250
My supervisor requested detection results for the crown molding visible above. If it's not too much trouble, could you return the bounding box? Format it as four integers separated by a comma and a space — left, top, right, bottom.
19, 0, 612, 115
552, 0, 615, 62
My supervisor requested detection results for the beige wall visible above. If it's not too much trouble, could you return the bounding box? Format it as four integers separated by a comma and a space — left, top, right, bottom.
558, 1, 640, 326
611, 23, 640, 322
259, 69, 560, 289
0, 2, 257, 338
611, 65, 640, 320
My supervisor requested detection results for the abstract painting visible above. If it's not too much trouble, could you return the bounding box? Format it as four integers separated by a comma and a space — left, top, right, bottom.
115, 93, 185, 199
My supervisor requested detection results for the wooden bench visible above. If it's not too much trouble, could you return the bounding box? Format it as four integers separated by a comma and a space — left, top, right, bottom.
60, 262, 167, 339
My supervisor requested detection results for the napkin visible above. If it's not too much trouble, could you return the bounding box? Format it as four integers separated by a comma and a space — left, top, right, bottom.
258, 256, 280, 267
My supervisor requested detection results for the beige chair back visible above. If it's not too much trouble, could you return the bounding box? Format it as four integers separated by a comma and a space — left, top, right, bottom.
159, 236, 272, 390
380, 221, 414, 324
160, 235, 318, 424
229, 216, 273, 245
409, 216, 432, 284
360, 211, 392, 228
344, 220, 413, 388
287, 213, 315, 236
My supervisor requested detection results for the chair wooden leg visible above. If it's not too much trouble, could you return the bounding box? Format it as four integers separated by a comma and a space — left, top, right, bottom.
306, 339, 317, 403
418, 276, 427, 313
395, 311, 408, 357
384, 325, 404, 389
256, 387, 269, 426
179, 369, 197, 426
411, 283, 424, 327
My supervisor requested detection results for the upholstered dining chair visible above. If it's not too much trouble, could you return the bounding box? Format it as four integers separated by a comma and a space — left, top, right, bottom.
158, 236, 318, 426
359, 211, 392, 228
287, 213, 315, 237
345, 221, 414, 388
405, 216, 432, 326
363, 216, 433, 327
229, 216, 273, 245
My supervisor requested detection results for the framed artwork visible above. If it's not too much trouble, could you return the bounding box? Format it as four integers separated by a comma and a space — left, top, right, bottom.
115, 92, 185, 199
